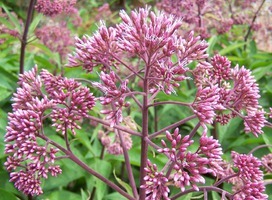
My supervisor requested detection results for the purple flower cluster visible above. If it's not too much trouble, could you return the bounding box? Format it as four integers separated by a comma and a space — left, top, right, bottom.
93, 71, 130, 126
145, 128, 224, 196
156, 0, 268, 40
35, 24, 74, 60
98, 117, 133, 155
69, 7, 207, 94
35, 0, 77, 17
192, 55, 265, 136
141, 160, 170, 200
5, 66, 95, 195
231, 152, 268, 199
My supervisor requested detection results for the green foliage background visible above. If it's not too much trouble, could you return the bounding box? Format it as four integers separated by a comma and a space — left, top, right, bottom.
0, 0, 272, 199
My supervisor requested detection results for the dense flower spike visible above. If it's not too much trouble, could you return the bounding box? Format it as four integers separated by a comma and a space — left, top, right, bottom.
141, 160, 170, 200
230, 152, 268, 199
233, 181, 268, 200
5, 67, 95, 195
68, 22, 119, 72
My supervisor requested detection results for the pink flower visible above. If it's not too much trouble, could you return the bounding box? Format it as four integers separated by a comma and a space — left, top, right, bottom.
35, 24, 74, 60
5, 67, 95, 195
244, 109, 266, 136
261, 153, 272, 173
35, 0, 77, 17
93, 71, 130, 126
233, 182, 268, 200
68, 22, 119, 72
140, 160, 170, 200
158, 128, 215, 192
232, 151, 263, 182
192, 85, 223, 125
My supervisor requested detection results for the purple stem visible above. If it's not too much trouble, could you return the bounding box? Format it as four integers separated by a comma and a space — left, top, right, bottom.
148, 100, 191, 108
148, 115, 197, 139
20, 0, 36, 74
139, 77, 149, 199
111, 103, 139, 199
87, 115, 141, 137
170, 186, 232, 200
244, 0, 266, 50
38, 134, 135, 200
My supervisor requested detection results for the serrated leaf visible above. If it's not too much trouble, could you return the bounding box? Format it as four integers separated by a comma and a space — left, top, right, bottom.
113, 169, 133, 196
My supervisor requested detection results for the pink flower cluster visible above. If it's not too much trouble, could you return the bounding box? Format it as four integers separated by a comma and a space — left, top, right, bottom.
192, 54, 266, 136
35, 0, 77, 17
35, 24, 74, 60
69, 7, 208, 125
141, 160, 170, 200
157, 0, 268, 39
231, 152, 268, 199
143, 128, 223, 195
5, 66, 95, 195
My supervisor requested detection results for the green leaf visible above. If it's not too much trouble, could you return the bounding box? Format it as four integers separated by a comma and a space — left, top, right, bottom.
211, 191, 221, 199
219, 42, 247, 55
207, 35, 217, 56
104, 192, 127, 200
37, 190, 81, 200
28, 14, 43, 36
0, 86, 12, 102
0, 16, 13, 29
1, 5, 22, 34
80, 189, 89, 200
0, 189, 17, 200
34, 55, 56, 69
252, 64, 272, 81
113, 169, 133, 196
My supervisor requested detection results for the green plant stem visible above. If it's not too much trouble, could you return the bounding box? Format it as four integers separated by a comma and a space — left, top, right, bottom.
19, 0, 36, 74
148, 114, 197, 139
170, 186, 232, 200
38, 134, 135, 200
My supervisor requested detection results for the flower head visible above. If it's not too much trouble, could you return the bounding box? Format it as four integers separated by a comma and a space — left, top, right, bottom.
140, 160, 170, 200
35, 0, 77, 17
5, 67, 95, 195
